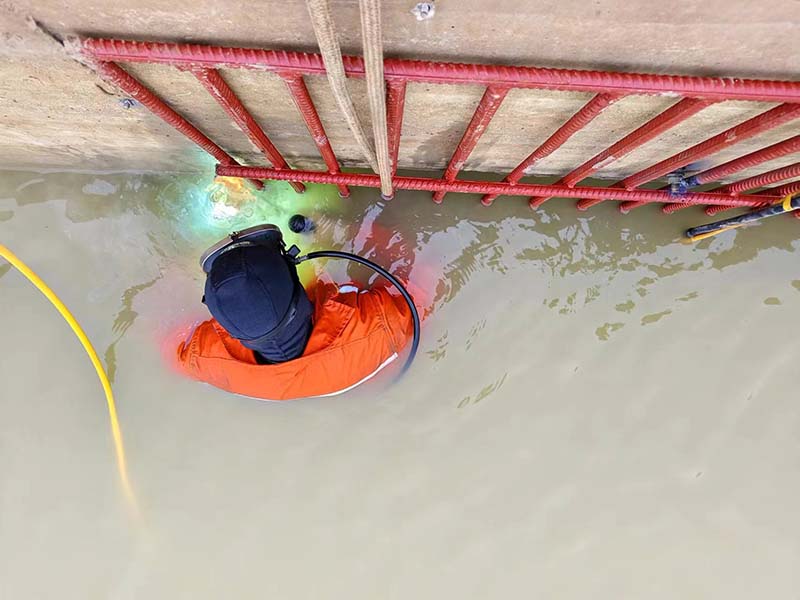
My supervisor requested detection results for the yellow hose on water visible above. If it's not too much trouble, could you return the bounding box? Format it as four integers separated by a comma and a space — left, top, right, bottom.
0, 244, 139, 515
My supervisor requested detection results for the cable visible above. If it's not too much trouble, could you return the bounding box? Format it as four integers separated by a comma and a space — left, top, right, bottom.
298, 250, 420, 376
0, 244, 139, 515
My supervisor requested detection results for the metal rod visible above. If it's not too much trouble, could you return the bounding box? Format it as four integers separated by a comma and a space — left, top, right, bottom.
481, 93, 622, 207
491, 93, 623, 208
662, 201, 703, 214
690, 134, 800, 186
81, 38, 800, 103
433, 85, 510, 204
703, 199, 771, 217
92, 61, 263, 189
279, 72, 350, 197
765, 179, 800, 198
571, 99, 713, 211
662, 135, 800, 214
721, 162, 800, 193
665, 161, 800, 214
386, 79, 406, 178
616, 104, 800, 212
704, 179, 800, 216
192, 68, 304, 193
704, 204, 740, 217
695, 135, 800, 215
216, 165, 775, 207
622, 104, 800, 190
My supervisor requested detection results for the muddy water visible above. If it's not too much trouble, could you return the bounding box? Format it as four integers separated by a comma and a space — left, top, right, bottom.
1, 169, 799, 598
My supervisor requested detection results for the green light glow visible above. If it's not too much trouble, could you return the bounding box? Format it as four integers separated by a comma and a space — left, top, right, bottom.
152, 172, 340, 283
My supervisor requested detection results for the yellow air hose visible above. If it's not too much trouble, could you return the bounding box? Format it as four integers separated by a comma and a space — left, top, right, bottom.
0, 244, 139, 515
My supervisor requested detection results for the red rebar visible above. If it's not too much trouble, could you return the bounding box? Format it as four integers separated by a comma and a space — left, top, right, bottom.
665, 162, 800, 215
704, 179, 800, 216
703, 204, 740, 216
721, 162, 800, 193
192, 67, 304, 193
433, 85, 510, 204
92, 61, 263, 189
569, 99, 713, 211
279, 72, 350, 198
661, 134, 800, 214
386, 79, 406, 179
661, 201, 700, 214
480, 93, 622, 207
765, 179, 800, 198
622, 104, 800, 190
616, 104, 800, 213
570, 100, 712, 187
691, 134, 800, 185
82, 38, 800, 103
216, 165, 776, 208
684, 163, 800, 215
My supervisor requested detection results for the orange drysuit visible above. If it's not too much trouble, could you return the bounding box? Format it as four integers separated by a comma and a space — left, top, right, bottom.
177, 282, 413, 400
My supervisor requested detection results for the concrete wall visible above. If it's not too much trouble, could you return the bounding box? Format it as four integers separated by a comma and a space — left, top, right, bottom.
2, 0, 799, 182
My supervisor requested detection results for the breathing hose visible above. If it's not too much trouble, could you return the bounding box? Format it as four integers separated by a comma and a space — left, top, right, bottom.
297, 250, 420, 376
0, 244, 139, 515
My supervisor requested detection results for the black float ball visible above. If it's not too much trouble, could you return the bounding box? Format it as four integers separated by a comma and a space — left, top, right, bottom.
288, 214, 315, 234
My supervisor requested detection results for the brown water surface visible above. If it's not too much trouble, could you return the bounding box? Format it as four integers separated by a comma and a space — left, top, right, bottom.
1, 169, 799, 598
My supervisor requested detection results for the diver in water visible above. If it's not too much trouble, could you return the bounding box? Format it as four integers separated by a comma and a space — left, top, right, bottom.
176, 223, 417, 400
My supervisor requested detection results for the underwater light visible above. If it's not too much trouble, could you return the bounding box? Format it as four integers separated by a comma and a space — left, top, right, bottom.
207, 176, 257, 220
211, 200, 240, 219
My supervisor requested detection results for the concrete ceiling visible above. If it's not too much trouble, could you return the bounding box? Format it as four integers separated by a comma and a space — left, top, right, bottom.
1, 0, 799, 184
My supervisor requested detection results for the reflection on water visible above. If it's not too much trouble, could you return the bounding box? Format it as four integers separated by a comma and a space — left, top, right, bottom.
2, 168, 800, 598
457, 372, 508, 408
105, 276, 162, 383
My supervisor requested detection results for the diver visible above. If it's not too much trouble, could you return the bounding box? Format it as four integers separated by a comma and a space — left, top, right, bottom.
176, 222, 420, 400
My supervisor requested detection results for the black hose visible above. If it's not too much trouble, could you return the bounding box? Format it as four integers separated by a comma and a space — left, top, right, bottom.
297, 250, 421, 377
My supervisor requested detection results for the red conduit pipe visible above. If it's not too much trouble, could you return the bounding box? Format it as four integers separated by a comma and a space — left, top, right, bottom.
92, 61, 263, 189
386, 79, 407, 178
81, 38, 800, 103
617, 104, 800, 212
279, 72, 350, 197
433, 85, 510, 204
192, 68, 305, 193
481, 93, 622, 207
573, 99, 713, 211
216, 165, 776, 208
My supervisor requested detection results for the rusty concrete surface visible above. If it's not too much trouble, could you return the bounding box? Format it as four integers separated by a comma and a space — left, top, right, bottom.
1, 0, 799, 187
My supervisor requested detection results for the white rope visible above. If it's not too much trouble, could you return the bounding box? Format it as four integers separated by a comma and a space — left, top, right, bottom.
358, 0, 393, 197
305, 0, 379, 174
